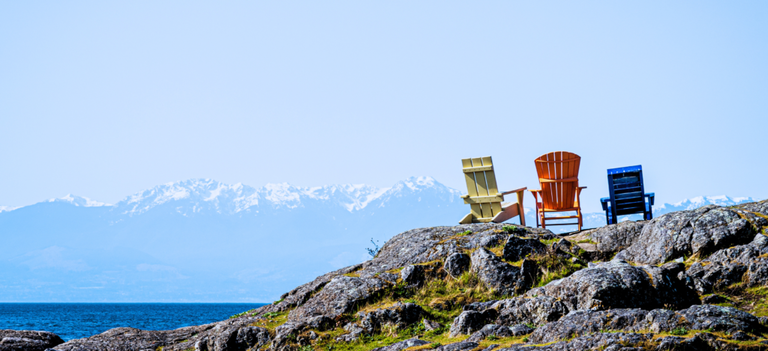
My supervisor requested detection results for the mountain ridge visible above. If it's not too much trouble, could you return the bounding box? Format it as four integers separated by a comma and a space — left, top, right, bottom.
5, 178, 755, 217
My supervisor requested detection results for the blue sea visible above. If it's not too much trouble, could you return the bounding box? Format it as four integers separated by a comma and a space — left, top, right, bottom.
0, 303, 267, 341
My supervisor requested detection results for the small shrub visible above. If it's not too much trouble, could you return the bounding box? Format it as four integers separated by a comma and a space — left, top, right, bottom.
670, 327, 688, 336
262, 311, 280, 318
502, 225, 524, 234
298, 346, 314, 351
366, 238, 381, 258
522, 337, 529, 342
457, 230, 472, 236
487, 334, 499, 341
430, 343, 442, 349
273, 298, 284, 305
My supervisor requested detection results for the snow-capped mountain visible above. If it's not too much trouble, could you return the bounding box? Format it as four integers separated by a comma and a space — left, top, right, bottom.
55, 177, 454, 217
0, 205, 19, 213
47, 194, 110, 207
1, 178, 761, 302
653, 195, 757, 215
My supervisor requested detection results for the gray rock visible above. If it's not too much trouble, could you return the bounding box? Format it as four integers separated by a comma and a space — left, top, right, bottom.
731, 331, 753, 341
581, 221, 647, 255
423, 319, 440, 331
444, 252, 471, 278
466, 324, 513, 343
434, 341, 479, 351
400, 264, 425, 287
679, 304, 762, 333
371, 338, 430, 351
498, 332, 651, 351
551, 239, 577, 257
656, 332, 727, 351
50, 323, 223, 351
288, 276, 388, 321
267, 263, 363, 313
235, 327, 270, 350
529, 309, 651, 344
526, 304, 763, 345
337, 322, 365, 342
502, 236, 546, 262
519, 259, 538, 293
0, 330, 64, 351
359, 302, 424, 333
524, 260, 698, 312
685, 233, 768, 294
359, 223, 552, 278
492, 296, 568, 327
449, 311, 487, 337
616, 206, 760, 265
470, 248, 523, 296
509, 324, 534, 336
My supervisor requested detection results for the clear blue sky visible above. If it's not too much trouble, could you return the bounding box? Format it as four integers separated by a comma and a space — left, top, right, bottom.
1, 1, 766, 213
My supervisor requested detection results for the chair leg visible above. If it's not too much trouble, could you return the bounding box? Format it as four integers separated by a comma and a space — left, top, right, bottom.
577, 209, 582, 231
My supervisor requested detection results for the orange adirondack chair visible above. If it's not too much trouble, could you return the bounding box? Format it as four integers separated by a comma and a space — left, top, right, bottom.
530, 151, 587, 231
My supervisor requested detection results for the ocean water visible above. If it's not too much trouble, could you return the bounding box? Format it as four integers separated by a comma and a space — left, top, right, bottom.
0, 303, 266, 341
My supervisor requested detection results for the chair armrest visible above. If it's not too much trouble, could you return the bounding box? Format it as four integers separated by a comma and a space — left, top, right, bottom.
600, 197, 610, 211
501, 187, 527, 195
645, 192, 655, 206
529, 189, 541, 202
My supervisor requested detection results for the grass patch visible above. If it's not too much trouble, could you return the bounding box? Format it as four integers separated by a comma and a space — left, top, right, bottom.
249, 310, 290, 331
230, 309, 256, 319
529, 249, 584, 287
715, 283, 768, 317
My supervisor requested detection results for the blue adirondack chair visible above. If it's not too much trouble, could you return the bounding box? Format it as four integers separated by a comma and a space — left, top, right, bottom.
600, 165, 655, 225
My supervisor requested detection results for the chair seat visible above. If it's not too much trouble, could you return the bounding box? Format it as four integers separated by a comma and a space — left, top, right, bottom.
539, 207, 580, 212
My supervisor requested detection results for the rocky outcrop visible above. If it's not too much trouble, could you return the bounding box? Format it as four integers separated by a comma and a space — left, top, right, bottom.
358, 223, 552, 278
466, 324, 533, 343
686, 233, 768, 294
371, 338, 430, 351
400, 264, 425, 287
502, 236, 546, 262
359, 302, 423, 335
529, 305, 764, 344
288, 276, 388, 321
500, 332, 652, 351
616, 204, 766, 265
0, 330, 64, 351
492, 296, 569, 327
581, 221, 646, 255
52, 326, 207, 351
470, 248, 526, 296
444, 252, 471, 278
525, 259, 699, 311
449, 310, 490, 337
